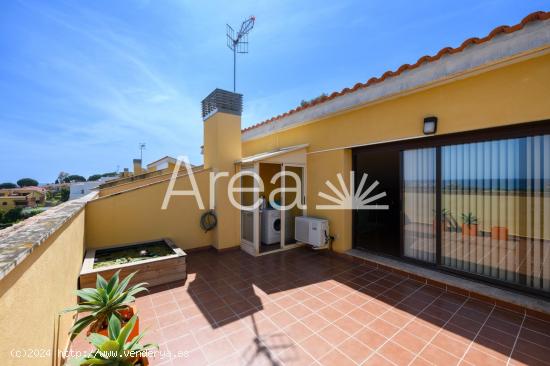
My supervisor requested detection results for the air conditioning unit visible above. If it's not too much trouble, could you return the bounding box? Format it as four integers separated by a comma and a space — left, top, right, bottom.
295, 216, 329, 248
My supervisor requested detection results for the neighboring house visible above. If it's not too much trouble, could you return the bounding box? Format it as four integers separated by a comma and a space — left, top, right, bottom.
146, 156, 177, 172
69, 177, 117, 200
0, 186, 46, 211
86, 11, 550, 297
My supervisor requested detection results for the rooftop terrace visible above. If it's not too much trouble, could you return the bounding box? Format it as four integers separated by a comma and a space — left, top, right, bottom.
70, 248, 550, 365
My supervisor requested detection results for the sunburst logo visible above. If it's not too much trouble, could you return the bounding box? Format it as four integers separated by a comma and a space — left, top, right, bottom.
316, 172, 389, 210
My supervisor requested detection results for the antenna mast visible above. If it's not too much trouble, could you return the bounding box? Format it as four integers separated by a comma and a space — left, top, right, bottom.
226, 16, 255, 92
138, 142, 146, 161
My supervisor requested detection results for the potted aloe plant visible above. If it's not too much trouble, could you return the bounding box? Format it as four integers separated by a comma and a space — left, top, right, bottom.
73, 314, 157, 366
63, 270, 147, 341
461, 212, 478, 237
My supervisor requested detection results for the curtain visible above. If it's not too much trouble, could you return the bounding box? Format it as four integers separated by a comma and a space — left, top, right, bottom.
441, 135, 550, 292
403, 148, 436, 263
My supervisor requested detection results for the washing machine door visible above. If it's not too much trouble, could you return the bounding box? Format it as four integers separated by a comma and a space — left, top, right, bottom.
273, 218, 281, 232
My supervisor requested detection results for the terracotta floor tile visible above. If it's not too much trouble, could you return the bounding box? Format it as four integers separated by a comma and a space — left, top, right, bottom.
300, 334, 333, 360
302, 296, 326, 311
380, 309, 413, 328
201, 337, 235, 364
392, 330, 427, 354
339, 336, 374, 363
318, 305, 345, 322
363, 353, 396, 365
319, 348, 356, 366
334, 315, 364, 335
284, 321, 314, 343
288, 303, 314, 319
157, 310, 185, 328
368, 318, 400, 339
165, 333, 199, 354
378, 341, 416, 365
419, 344, 461, 366
280, 344, 317, 366
362, 299, 391, 317
517, 327, 550, 349
348, 307, 376, 325
227, 326, 256, 351
271, 310, 297, 328
160, 319, 188, 341
356, 327, 388, 349
510, 350, 550, 366
178, 348, 208, 365
318, 324, 349, 345
513, 339, 549, 362
302, 313, 330, 332
71, 249, 550, 366
431, 332, 470, 358
462, 347, 507, 366
333, 298, 359, 314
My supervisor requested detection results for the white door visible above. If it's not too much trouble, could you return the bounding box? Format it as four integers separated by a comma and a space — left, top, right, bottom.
239, 165, 260, 255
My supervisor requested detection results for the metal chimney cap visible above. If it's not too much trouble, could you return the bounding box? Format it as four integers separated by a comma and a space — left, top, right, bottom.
201, 88, 243, 120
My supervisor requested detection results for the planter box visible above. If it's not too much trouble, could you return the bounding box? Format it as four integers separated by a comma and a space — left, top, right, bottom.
80, 238, 186, 289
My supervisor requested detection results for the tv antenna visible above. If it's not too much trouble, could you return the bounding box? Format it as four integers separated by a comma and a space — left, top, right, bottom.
138, 142, 146, 161
226, 16, 255, 92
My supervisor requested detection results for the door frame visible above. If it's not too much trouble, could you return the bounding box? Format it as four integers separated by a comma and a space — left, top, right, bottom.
239, 164, 260, 256
351, 119, 550, 298
281, 163, 307, 248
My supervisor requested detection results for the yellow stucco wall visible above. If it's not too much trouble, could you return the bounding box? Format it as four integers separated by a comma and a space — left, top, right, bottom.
0, 198, 17, 212
86, 170, 214, 250
242, 53, 550, 252
0, 210, 85, 366
203, 112, 242, 250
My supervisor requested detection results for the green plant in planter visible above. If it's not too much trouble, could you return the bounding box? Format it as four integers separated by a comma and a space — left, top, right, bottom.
461, 212, 478, 225
74, 314, 157, 366
63, 271, 147, 340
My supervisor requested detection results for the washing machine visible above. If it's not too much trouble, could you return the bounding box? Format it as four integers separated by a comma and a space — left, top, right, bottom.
261, 209, 281, 245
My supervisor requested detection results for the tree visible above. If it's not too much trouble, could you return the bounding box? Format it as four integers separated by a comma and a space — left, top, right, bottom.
63, 175, 86, 183
88, 174, 102, 181
17, 178, 39, 187
2, 208, 23, 223
0, 182, 17, 189
57, 187, 70, 202
101, 172, 118, 177
57, 171, 69, 184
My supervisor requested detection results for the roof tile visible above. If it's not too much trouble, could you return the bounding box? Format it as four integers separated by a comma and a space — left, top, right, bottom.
242, 11, 550, 133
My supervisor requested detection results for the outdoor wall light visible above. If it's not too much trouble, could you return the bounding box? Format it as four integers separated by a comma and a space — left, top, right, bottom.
423, 116, 438, 135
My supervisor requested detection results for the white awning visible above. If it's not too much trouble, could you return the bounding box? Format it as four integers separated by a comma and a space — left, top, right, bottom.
236, 144, 309, 164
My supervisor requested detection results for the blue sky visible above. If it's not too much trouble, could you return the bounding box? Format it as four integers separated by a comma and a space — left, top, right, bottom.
0, 0, 548, 183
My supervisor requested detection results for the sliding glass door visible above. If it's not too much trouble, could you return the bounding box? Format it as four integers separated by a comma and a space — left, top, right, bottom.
403, 148, 436, 263
441, 135, 550, 292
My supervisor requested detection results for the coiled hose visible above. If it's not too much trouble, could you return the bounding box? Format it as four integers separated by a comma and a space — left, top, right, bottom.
200, 210, 217, 232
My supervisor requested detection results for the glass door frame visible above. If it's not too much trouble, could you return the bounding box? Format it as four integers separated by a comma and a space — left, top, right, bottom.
239, 164, 260, 256
352, 119, 550, 298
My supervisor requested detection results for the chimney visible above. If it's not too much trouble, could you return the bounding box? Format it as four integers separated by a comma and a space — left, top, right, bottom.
201, 89, 242, 170
133, 159, 143, 175
201, 89, 243, 250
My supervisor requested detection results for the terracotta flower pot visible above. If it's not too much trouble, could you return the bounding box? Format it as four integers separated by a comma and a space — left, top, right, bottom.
461, 224, 478, 238
90, 305, 140, 341
491, 226, 509, 240
134, 356, 149, 366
